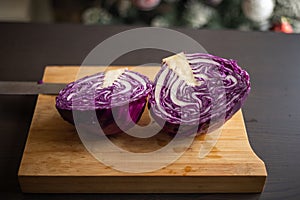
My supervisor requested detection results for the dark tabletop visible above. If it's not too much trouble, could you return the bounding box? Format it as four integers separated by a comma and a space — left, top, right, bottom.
1, 22, 300, 200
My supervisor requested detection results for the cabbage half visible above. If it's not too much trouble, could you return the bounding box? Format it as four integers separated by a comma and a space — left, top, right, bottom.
149, 53, 251, 135
56, 69, 153, 135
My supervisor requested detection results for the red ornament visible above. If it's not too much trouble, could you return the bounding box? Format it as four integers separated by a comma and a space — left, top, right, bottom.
132, 0, 161, 11
272, 17, 293, 33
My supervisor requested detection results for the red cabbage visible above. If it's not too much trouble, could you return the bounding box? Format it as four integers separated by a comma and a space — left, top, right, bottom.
149, 53, 251, 135
56, 69, 153, 135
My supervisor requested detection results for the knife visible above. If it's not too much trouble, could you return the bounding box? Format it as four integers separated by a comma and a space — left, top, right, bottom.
0, 81, 66, 95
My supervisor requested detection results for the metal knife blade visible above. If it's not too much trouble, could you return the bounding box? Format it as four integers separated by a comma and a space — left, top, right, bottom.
0, 81, 67, 95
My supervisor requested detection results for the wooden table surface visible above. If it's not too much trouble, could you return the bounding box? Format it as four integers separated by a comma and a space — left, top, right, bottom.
1, 22, 300, 200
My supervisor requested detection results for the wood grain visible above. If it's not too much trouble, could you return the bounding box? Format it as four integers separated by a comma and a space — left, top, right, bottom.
18, 66, 267, 193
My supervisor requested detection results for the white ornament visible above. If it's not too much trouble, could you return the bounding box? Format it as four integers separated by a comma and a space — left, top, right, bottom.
242, 0, 275, 22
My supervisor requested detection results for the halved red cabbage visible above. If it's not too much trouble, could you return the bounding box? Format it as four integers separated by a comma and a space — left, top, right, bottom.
56, 69, 153, 135
149, 53, 251, 135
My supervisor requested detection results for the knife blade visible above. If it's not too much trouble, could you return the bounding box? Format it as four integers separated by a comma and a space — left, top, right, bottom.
0, 81, 67, 95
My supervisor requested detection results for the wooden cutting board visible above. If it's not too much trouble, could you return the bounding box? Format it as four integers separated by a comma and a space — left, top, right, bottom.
18, 66, 267, 193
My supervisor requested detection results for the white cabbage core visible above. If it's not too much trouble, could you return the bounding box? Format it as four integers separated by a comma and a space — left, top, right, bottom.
101, 68, 127, 88
163, 52, 198, 86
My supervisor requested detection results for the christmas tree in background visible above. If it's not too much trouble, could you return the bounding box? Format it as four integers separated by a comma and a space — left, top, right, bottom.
56, 0, 300, 33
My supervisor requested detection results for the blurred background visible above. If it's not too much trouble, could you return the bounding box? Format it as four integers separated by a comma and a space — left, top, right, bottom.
0, 0, 300, 33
